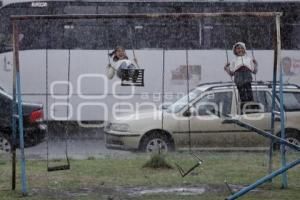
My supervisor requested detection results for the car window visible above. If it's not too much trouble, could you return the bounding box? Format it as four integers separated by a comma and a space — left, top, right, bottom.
167, 88, 203, 113
240, 91, 279, 114
264, 91, 280, 112
278, 92, 300, 111
193, 91, 232, 116
253, 91, 273, 112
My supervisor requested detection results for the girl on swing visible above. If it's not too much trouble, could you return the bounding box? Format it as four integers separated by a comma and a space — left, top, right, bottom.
109, 46, 138, 80
224, 42, 258, 112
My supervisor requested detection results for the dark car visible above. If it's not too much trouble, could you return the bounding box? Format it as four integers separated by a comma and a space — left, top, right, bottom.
0, 87, 46, 153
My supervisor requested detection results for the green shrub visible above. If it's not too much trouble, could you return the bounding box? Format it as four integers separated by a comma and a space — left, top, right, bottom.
143, 153, 173, 169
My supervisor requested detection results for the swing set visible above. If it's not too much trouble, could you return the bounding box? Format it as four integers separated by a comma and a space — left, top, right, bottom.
45, 20, 144, 171
9, 12, 299, 200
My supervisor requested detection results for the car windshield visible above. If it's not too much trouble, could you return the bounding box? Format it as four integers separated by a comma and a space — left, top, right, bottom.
166, 88, 203, 113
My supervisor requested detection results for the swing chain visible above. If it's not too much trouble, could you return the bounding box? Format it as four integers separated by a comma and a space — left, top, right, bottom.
176, 152, 203, 177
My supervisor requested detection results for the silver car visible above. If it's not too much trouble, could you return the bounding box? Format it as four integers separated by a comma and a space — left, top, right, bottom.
105, 82, 300, 152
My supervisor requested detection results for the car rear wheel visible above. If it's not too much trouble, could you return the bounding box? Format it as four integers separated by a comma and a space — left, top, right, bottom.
139, 131, 173, 153
0, 133, 11, 153
274, 129, 300, 151
285, 132, 300, 151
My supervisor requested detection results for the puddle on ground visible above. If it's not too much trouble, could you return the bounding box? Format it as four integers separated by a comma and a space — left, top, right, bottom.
119, 187, 206, 196
30, 184, 262, 198
64, 188, 93, 197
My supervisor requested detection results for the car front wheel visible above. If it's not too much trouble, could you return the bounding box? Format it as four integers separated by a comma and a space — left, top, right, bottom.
0, 133, 11, 153
139, 131, 173, 153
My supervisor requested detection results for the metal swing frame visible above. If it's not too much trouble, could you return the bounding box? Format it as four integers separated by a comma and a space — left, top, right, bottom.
10, 12, 296, 199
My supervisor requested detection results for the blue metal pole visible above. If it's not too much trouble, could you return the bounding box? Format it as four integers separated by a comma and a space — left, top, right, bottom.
11, 41, 17, 191
225, 158, 300, 200
16, 72, 27, 196
12, 20, 27, 196
269, 14, 281, 178
279, 62, 287, 189
11, 93, 17, 190
274, 13, 287, 189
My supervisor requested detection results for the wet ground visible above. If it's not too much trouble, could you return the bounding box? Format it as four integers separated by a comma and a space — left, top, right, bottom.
25, 138, 132, 160
29, 184, 261, 199
26, 126, 132, 159
4, 127, 132, 160
15, 126, 267, 160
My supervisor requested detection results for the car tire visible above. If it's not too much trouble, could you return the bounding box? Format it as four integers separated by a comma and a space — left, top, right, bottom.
274, 129, 300, 151
285, 130, 300, 151
139, 131, 174, 153
0, 133, 12, 153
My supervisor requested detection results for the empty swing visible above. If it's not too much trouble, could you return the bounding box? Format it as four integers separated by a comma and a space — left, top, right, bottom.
46, 51, 71, 172
105, 25, 144, 86
45, 26, 71, 171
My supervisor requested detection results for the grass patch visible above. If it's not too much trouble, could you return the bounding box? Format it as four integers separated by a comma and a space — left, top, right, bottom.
0, 154, 6, 165
0, 152, 299, 200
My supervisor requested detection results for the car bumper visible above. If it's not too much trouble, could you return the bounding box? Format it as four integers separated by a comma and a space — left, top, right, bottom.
105, 131, 142, 151
23, 123, 47, 147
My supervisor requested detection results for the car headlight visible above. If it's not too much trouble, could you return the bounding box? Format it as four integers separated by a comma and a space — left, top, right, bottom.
110, 123, 130, 132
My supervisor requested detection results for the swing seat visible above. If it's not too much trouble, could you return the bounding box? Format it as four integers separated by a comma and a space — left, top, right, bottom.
121, 69, 144, 86
47, 164, 70, 172
47, 153, 70, 172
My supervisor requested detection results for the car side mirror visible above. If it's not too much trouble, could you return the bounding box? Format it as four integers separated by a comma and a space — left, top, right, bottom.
183, 110, 191, 117
183, 107, 196, 117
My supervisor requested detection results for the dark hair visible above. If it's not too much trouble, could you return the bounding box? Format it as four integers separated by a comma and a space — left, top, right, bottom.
233, 44, 245, 56
109, 46, 128, 62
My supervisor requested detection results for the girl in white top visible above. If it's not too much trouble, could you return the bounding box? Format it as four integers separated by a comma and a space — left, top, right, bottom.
109, 46, 138, 78
224, 42, 258, 109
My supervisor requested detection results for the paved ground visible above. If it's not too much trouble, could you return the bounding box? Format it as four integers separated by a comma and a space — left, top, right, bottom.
22, 126, 131, 160
1, 127, 269, 160
25, 138, 132, 160
0, 128, 132, 160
